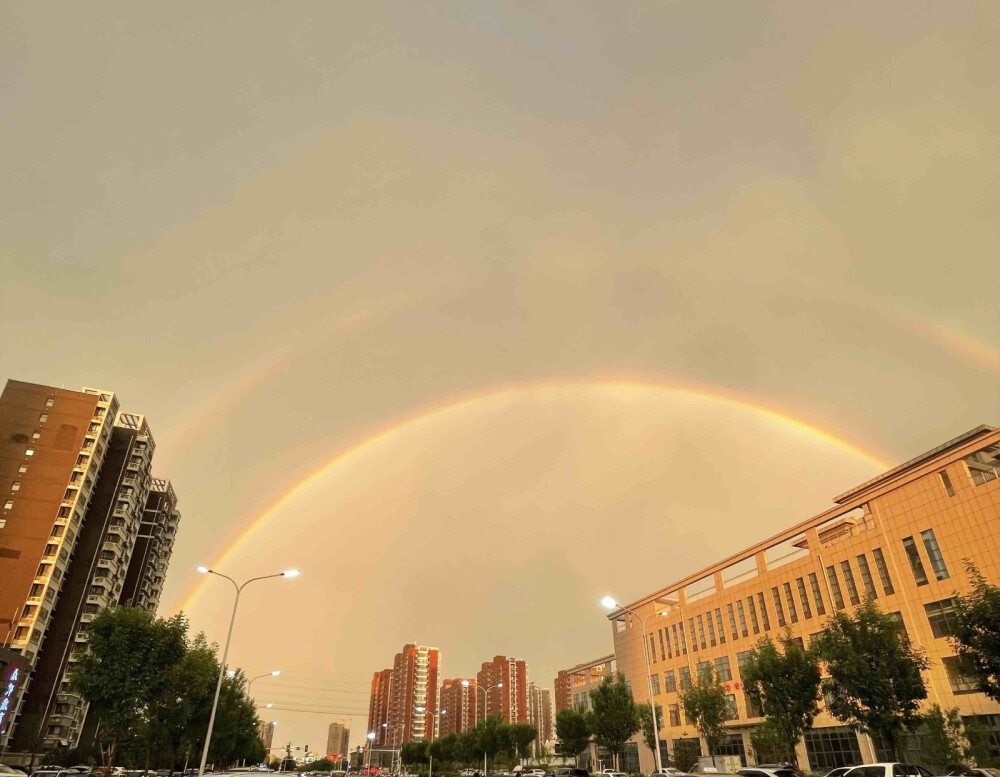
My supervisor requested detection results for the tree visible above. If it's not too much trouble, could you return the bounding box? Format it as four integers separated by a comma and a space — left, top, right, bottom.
681, 666, 730, 764
428, 733, 458, 767
69, 608, 188, 768
506, 723, 538, 763
749, 721, 787, 767
741, 635, 822, 767
952, 562, 1000, 703
400, 741, 429, 768
638, 703, 664, 759
671, 740, 701, 772
589, 672, 640, 770
814, 598, 929, 759
554, 709, 592, 763
916, 706, 968, 773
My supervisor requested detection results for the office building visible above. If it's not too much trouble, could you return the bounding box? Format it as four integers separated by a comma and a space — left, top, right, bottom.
554, 655, 615, 714
0, 380, 176, 753
327, 719, 350, 758
439, 678, 477, 736
477, 655, 527, 724
607, 425, 1000, 774
527, 683, 552, 754
368, 643, 440, 745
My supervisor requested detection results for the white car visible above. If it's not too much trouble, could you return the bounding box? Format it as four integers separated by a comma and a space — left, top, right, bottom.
739, 768, 799, 777
844, 764, 934, 777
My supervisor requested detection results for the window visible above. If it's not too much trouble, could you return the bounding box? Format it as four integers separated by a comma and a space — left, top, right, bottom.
0, 518, 5, 529
943, 656, 979, 694
887, 611, 908, 637
674, 623, 685, 655
688, 618, 698, 652
649, 633, 657, 663
18, 464, 28, 474
715, 656, 732, 682
746, 595, 760, 633
803, 726, 862, 770
744, 691, 762, 718
38, 413, 48, 423
4, 499, 14, 510
783, 582, 799, 623
706, 611, 717, 647
11, 481, 20, 492
840, 561, 861, 605
664, 669, 676, 693
796, 577, 813, 619
714, 609, 726, 644
679, 666, 692, 690
771, 587, 787, 626
939, 469, 955, 496
825, 566, 846, 608
26, 448, 34, 456
902, 536, 929, 585
669, 704, 681, 727
45, 398, 54, 407
57, 506, 70, 518
727, 603, 739, 640
736, 600, 749, 637
856, 555, 878, 598
964, 443, 1000, 486
88, 422, 99, 433
921, 529, 950, 581
64, 488, 76, 501
697, 661, 712, 684
736, 650, 753, 679
89, 584, 105, 596
650, 673, 661, 696
29, 583, 43, 597
724, 694, 739, 720
757, 592, 771, 630
32, 431, 40, 440
659, 629, 669, 659
697, 614, 707, 649
925, 598, 959, 638
872, 547, 895, 595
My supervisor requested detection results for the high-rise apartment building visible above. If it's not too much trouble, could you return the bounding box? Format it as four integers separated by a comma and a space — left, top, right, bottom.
554, 655, 615, 714
119, 478, 180, 611
0, 380, 178, 753
368, 644, 440, 745
326, 719, 351, 757
527, 683, 552, 753
438, 678, 476, 736
258, 720, 276, 752
608, 425, 1000, 774
476, 656, 527, 724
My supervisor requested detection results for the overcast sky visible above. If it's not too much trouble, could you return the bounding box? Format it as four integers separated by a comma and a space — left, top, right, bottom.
1, 0, 998, 754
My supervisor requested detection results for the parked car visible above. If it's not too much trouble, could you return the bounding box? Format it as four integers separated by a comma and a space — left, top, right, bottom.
30, 770, 74, 777
739, 767, 800, 777
0, 767, 28, 777
652, 770, 685, 777
946, 769, 1000, 777
821, 768, 856, 777
843, 764, 935, 777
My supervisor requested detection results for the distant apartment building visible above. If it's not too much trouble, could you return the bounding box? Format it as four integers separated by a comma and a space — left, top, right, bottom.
439, 678, 477, 736
368, 644, 440, 745
527, 683, 552, 754
259, 720, 276, 751
119, 478, 180, 611
477, 655, 527, 724
554, 654, 615, 714
607, 425, 1000, 774
327, 719, 351, 757
0, 380, 178, 753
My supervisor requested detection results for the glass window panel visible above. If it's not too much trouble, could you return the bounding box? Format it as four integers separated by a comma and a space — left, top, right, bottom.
826, 566, 846, 609
872, 547, 895, 595
921, 529, 950, 581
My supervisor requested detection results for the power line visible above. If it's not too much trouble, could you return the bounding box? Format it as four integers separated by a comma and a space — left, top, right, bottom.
267, 705, 370, 716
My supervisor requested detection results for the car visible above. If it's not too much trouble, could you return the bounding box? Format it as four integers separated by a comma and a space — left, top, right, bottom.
0, 767, 28, 777
30, 770, 74, 777
947, 770, 1000, 777
843, 765, 935, 777
822, 769, 855, 777
739, 768, 800, 777
652, 770, 685, 777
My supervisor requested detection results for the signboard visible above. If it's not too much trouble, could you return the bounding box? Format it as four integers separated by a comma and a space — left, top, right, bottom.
0, 659, 26, 736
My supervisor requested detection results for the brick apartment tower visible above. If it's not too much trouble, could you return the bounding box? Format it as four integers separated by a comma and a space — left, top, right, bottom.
476, 656, 527, 724
438, 678, 476, 736
369, 644, 440, 745
0, 380, 177, 752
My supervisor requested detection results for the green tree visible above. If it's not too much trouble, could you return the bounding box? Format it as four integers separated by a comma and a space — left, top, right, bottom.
671, 740, 701, 772
741, 634, 822, 767
554, 709, 592, 763
506, 723, 538, 762
400, 741, 429, 768
916, 705, 968, 773
69, 607, 188, 768
589, 672, 640, 770
952, 562, 1000, 703
428, 733, 458, 767
749, 721, 787, 766
681, 666, 729, 764
814, 598, 929, 759
638, 703, 664, 757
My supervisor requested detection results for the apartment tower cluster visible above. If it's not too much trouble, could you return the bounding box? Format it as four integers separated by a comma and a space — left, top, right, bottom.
0, 380, 181, 752
367, 646, 553, 748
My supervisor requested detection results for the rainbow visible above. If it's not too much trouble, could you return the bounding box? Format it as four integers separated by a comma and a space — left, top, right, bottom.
178, 377, 890, 612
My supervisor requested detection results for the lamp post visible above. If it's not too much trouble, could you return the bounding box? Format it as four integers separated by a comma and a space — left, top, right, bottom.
415, 707, 447, 777
466, 680, 502, 777
248, 670, 281, 693
366, 732, 376, 771
196, 566, 299, 777
602, 595, 671, 774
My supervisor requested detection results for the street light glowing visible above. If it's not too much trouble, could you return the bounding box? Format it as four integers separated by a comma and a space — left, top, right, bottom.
282, 569, 300, 578
271, 670, 281, 676
367, 733, 376, 741
197, 565, 209, 574
461, 680, 470, 687
601, 595, 619, 610
497, 682, 503, 688
416, 706, 425, 713
265, 703, 273, 708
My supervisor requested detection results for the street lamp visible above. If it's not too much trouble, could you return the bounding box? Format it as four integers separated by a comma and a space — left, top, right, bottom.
248, 670, 281, 692
465, 680, 502, 776
416, 707, 447, 777
365, 732, 376, 771
196, 566, 299, 777
602, 596, 672, 774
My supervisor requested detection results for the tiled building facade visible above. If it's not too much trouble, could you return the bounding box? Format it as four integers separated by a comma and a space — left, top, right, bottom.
608, 426, 1000, 774
477, 655, 528, 724
554, 655, 616, 714
439, 678, 477, 736
369, 644, 440, 745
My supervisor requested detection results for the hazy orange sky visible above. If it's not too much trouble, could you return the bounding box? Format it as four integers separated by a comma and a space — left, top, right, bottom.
1, 1, 998, 754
